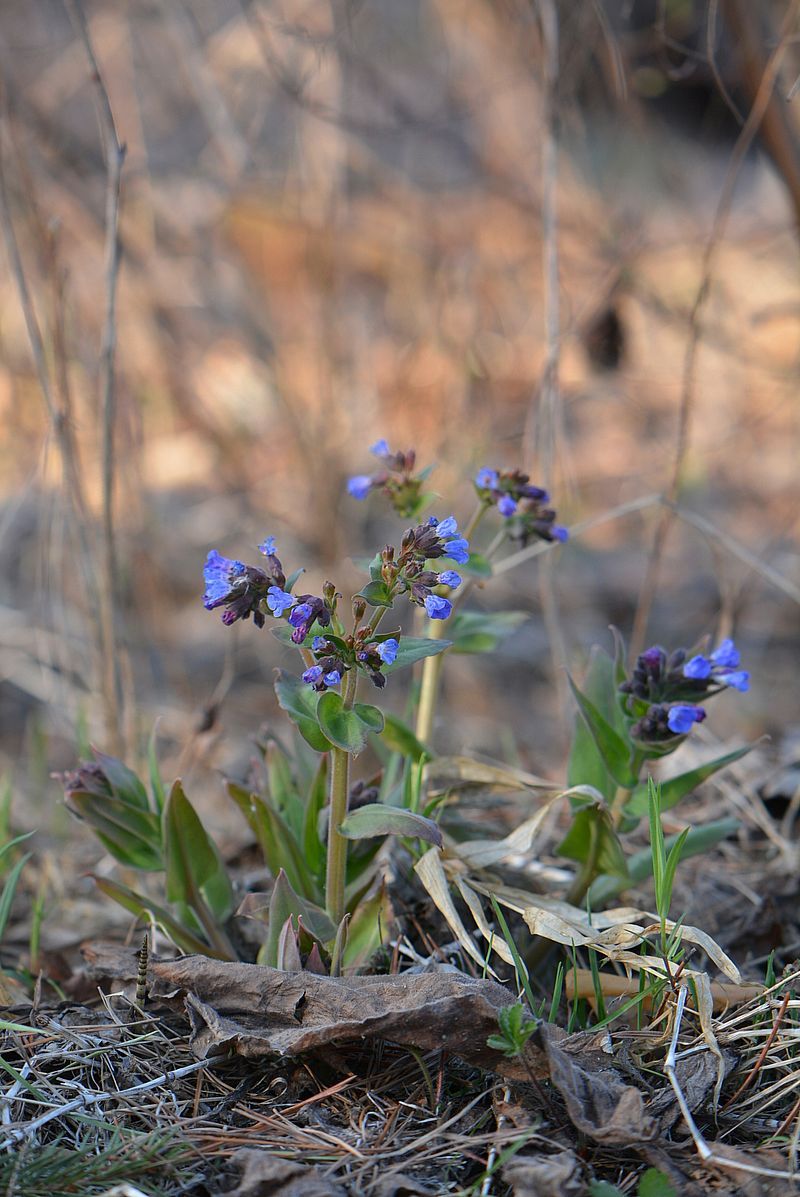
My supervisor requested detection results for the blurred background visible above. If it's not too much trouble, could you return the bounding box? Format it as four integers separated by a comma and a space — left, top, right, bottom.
0, 0, 798, 843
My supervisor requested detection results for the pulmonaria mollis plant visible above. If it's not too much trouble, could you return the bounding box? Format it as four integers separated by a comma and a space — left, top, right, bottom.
620, 639, 749, 745
474, 467, 568, 545
347, 439, 435, 520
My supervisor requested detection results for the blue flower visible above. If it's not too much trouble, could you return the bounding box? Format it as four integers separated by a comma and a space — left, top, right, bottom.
347, 475, 373, 500
721, 671, 750, 692
445, 538, 469, 564
667, 704, 707, 735
324, 670, 342, 687
266, 587, 294, 617
684, 655, 711, 680
370, 439, 391, 457
497, 495, 517, 517
289, 602, 312, 628
552, 526, 569, 543
476, 468, 499, 489
312, 636, 327, 651
302, 665, 323, 685
712, 639, 740, 668
425, 594, 452, 620
684, 639, 748, 691
438, 569, 462, 589
435, 516, 458, 538
203, 550, 246, 610
258, 536, 277, 557
376, 638, 399, 665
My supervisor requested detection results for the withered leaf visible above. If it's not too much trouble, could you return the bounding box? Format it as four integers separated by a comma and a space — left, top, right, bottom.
502, 1150, 583, 1197
227, 1149, 348, 1196
541, 1023, 657, 1145
142, 953, 526, 1076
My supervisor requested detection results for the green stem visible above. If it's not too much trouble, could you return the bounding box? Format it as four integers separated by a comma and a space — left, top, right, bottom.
324, 669, 358, 925
414, 509, 502, 746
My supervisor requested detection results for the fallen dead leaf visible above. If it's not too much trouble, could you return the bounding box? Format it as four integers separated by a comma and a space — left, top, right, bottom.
502, 1149, 584, 1196
87, 950, 530, 1077
227, 1150, 348, 1196
540, 1022, 658, 1146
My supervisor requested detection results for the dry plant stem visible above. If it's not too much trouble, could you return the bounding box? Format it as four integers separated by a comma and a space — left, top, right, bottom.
325, 668, 358, 925
65, 0, 127, 755
630, 0, 800, 660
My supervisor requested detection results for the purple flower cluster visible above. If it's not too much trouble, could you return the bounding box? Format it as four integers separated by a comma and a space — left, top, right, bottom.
203, 539, 333, 644
475, 467, 568, 544
203, 538, 290, 629
391, 516, 468, 620
621, 638, 749, 744
302, 632, 401, 692
347, 440, 429, 518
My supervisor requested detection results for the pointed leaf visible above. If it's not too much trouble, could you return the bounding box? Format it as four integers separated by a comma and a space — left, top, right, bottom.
588, 818, 739, 906
228, 783, 316, 899
263, 870, 336, 965
357, 580, 394, 608
339, 803, 442, 847
164, 780, 234, 920
302, 756, 328, 879
91, 876, 213, 956
274, 670, 333, 752
316, 691, 368, 753
354, 703, 384, 734
567, 674, 637, 787
381, 637, 452, 674
558, 804, 629, 880
379, 714, 431, 763
624, 744, 753, 818
92, 749, 150, 811
66, 793, 162, 871
342, 884, 393, 970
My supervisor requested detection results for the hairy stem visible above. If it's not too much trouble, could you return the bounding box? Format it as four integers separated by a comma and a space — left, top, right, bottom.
325, 669, 358, 925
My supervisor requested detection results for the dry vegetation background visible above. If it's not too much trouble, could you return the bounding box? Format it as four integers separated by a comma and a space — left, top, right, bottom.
0, 0, 798, 863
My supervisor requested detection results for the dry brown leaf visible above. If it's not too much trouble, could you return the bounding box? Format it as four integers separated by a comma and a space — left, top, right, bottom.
424, 756, 556, 792
227, 1150, 348, 1196
132, 952, 527, 1076
502, 1150, 583, 1197
541, 1023, 658, 1146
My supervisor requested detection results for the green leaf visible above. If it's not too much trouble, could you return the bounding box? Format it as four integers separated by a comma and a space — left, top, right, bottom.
381, 637, 452, 674
66, 792, 162, 871
342, 884, 392, 970
316, 691, 369, 753
589, 1184, 625, 1197
357, 579, 394, 608
339, 803, 443, 847
263, 870, 336, 966
265, 740, 304, 839
90, 750, 150, 812
274, 670, 333, 753
164, 780, 234, 920
567, 650, 622, 800
92, 876, 213, 956
228, 782, 317, 900
624, 744, 753, 818
302, 756, 328, 880
147, 729, 166, 816
285, 566, 306, 592
638, 1168, 678, 1197
379, 714, 431, 762
354, 703, 385, 734
567, 673, 637, 788
448, 610, 528, 654
588, 817, 738, 906
368, 553, 384, 582
0, 853, 30, 944
558, 804, 629, 880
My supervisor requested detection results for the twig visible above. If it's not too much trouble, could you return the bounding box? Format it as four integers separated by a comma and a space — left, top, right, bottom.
0, 1052, 228, 1151
630, 0, 800, 659
64, 0, 127, 755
